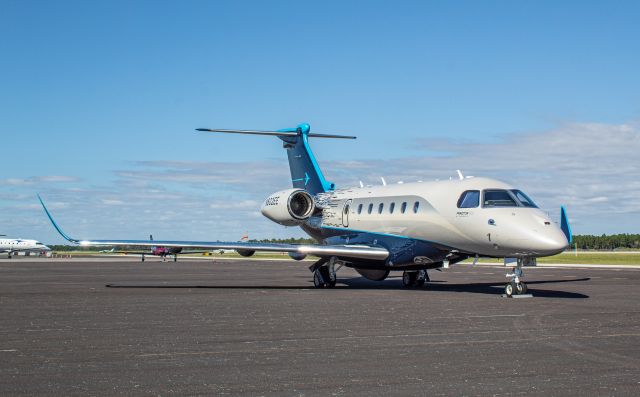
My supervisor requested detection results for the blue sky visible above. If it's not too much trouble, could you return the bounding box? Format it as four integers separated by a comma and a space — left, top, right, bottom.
1, 0, 639, 243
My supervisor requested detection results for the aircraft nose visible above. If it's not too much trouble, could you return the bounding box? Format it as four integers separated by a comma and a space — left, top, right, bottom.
534, 228, 569, 255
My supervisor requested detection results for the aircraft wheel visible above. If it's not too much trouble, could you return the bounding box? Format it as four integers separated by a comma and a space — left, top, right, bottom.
413, 270, 427, 287
326, 278, 336, 288
313, 270, 325, 288
402, 271, 417, 287
504, 282, 515, 297
516, 282, 527, 295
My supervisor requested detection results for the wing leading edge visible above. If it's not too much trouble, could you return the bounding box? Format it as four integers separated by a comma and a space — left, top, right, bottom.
37, 195, 389, 261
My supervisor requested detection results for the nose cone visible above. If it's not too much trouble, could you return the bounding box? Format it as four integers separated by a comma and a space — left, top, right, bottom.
532, 227, 569, 256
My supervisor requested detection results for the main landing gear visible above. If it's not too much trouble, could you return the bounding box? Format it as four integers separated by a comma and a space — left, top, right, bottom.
504, 261, 528, 297
310, 257, 338, 288
402, 270, 429, 288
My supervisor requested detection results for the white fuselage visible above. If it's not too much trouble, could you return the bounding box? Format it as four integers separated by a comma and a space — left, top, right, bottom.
315, 177, 568, 258
0, 238, 51, 254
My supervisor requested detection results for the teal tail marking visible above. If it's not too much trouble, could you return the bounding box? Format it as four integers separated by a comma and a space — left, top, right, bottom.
37, 194, 78, 243
560, 206, 572, 245
280, 123, 334, 194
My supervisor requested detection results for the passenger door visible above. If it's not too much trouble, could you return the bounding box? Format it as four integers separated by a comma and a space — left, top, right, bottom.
342, 199, 352, 228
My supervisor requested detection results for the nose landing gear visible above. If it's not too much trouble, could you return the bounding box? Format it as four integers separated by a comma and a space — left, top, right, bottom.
504, 259, 529, 297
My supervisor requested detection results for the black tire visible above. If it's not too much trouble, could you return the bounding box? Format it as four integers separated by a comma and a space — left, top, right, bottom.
313, 271, 325, 288
326, 278, 336, 288
520, 282, 527, 294
515, 282, 525, 295
402, 271, 417, 288
413, 278, 425, 287
504, 282, 514, 297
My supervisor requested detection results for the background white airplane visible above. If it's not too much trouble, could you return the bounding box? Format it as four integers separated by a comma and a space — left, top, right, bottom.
0, 235, 51, 258
39, 123, 571, 296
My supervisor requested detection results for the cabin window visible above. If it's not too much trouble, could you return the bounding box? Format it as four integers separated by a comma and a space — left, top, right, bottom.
510, 189, 538, 208
368, 203, 373, 214
357, 204, 363, 214
401, 202, 407, 213
413, 201, 420, 213
457, 190, 480, 208
378, 203, 384, 214
483, 189, 518, 207
389, 202, 395, 214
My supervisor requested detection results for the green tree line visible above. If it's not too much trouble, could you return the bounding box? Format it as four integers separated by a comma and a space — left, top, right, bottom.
572, 234, 640, 250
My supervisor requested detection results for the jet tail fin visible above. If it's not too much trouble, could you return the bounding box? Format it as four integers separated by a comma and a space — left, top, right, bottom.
197, 123, 355, 195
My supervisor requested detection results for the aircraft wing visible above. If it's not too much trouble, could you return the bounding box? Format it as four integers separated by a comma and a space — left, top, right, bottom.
38, 195, 389, 261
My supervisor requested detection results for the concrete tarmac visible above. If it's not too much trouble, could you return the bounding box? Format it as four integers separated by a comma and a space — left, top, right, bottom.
1, 258, 639, 396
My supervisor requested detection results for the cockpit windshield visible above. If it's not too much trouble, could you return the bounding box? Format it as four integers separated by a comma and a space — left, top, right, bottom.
510, 189, 538, 208
482, 189, 539, 208
483, 190, 517, 207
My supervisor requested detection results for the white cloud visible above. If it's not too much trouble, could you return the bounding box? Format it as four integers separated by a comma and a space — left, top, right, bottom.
36, 176, 81, 183
209, 200, 260, 209
101, 199, 125, 206
4, 178, 31, 186
1, 121, 637, 242
1, 175, 81, 185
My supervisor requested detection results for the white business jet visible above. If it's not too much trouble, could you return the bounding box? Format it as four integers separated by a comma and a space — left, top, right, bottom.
0, 235, 51, 258
38, 123, 571, 296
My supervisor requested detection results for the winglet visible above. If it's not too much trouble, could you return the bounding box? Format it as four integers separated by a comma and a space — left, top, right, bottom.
560, 206, 572, 245
37, 194, 79, 243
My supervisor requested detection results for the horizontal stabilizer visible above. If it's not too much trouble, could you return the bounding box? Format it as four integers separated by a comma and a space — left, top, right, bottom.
196, 128, 356, 139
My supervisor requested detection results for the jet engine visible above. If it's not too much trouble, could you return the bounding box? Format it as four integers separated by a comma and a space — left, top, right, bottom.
355, 268, 390, 281
261, 188, 315, 226
236, 249, 255, 257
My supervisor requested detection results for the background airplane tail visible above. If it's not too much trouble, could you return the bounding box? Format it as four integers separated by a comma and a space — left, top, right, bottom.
197, 123, 355, 195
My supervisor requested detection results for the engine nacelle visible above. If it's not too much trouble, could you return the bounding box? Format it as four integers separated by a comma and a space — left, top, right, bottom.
288, 252, 307, 261
261, 188, 315, 226
236, 249, 255, 257
355, 268, 390, 281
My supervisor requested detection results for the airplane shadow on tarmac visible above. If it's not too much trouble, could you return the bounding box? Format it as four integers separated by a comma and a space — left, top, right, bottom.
340, 277, 591, 298
106, 277, 590, 299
